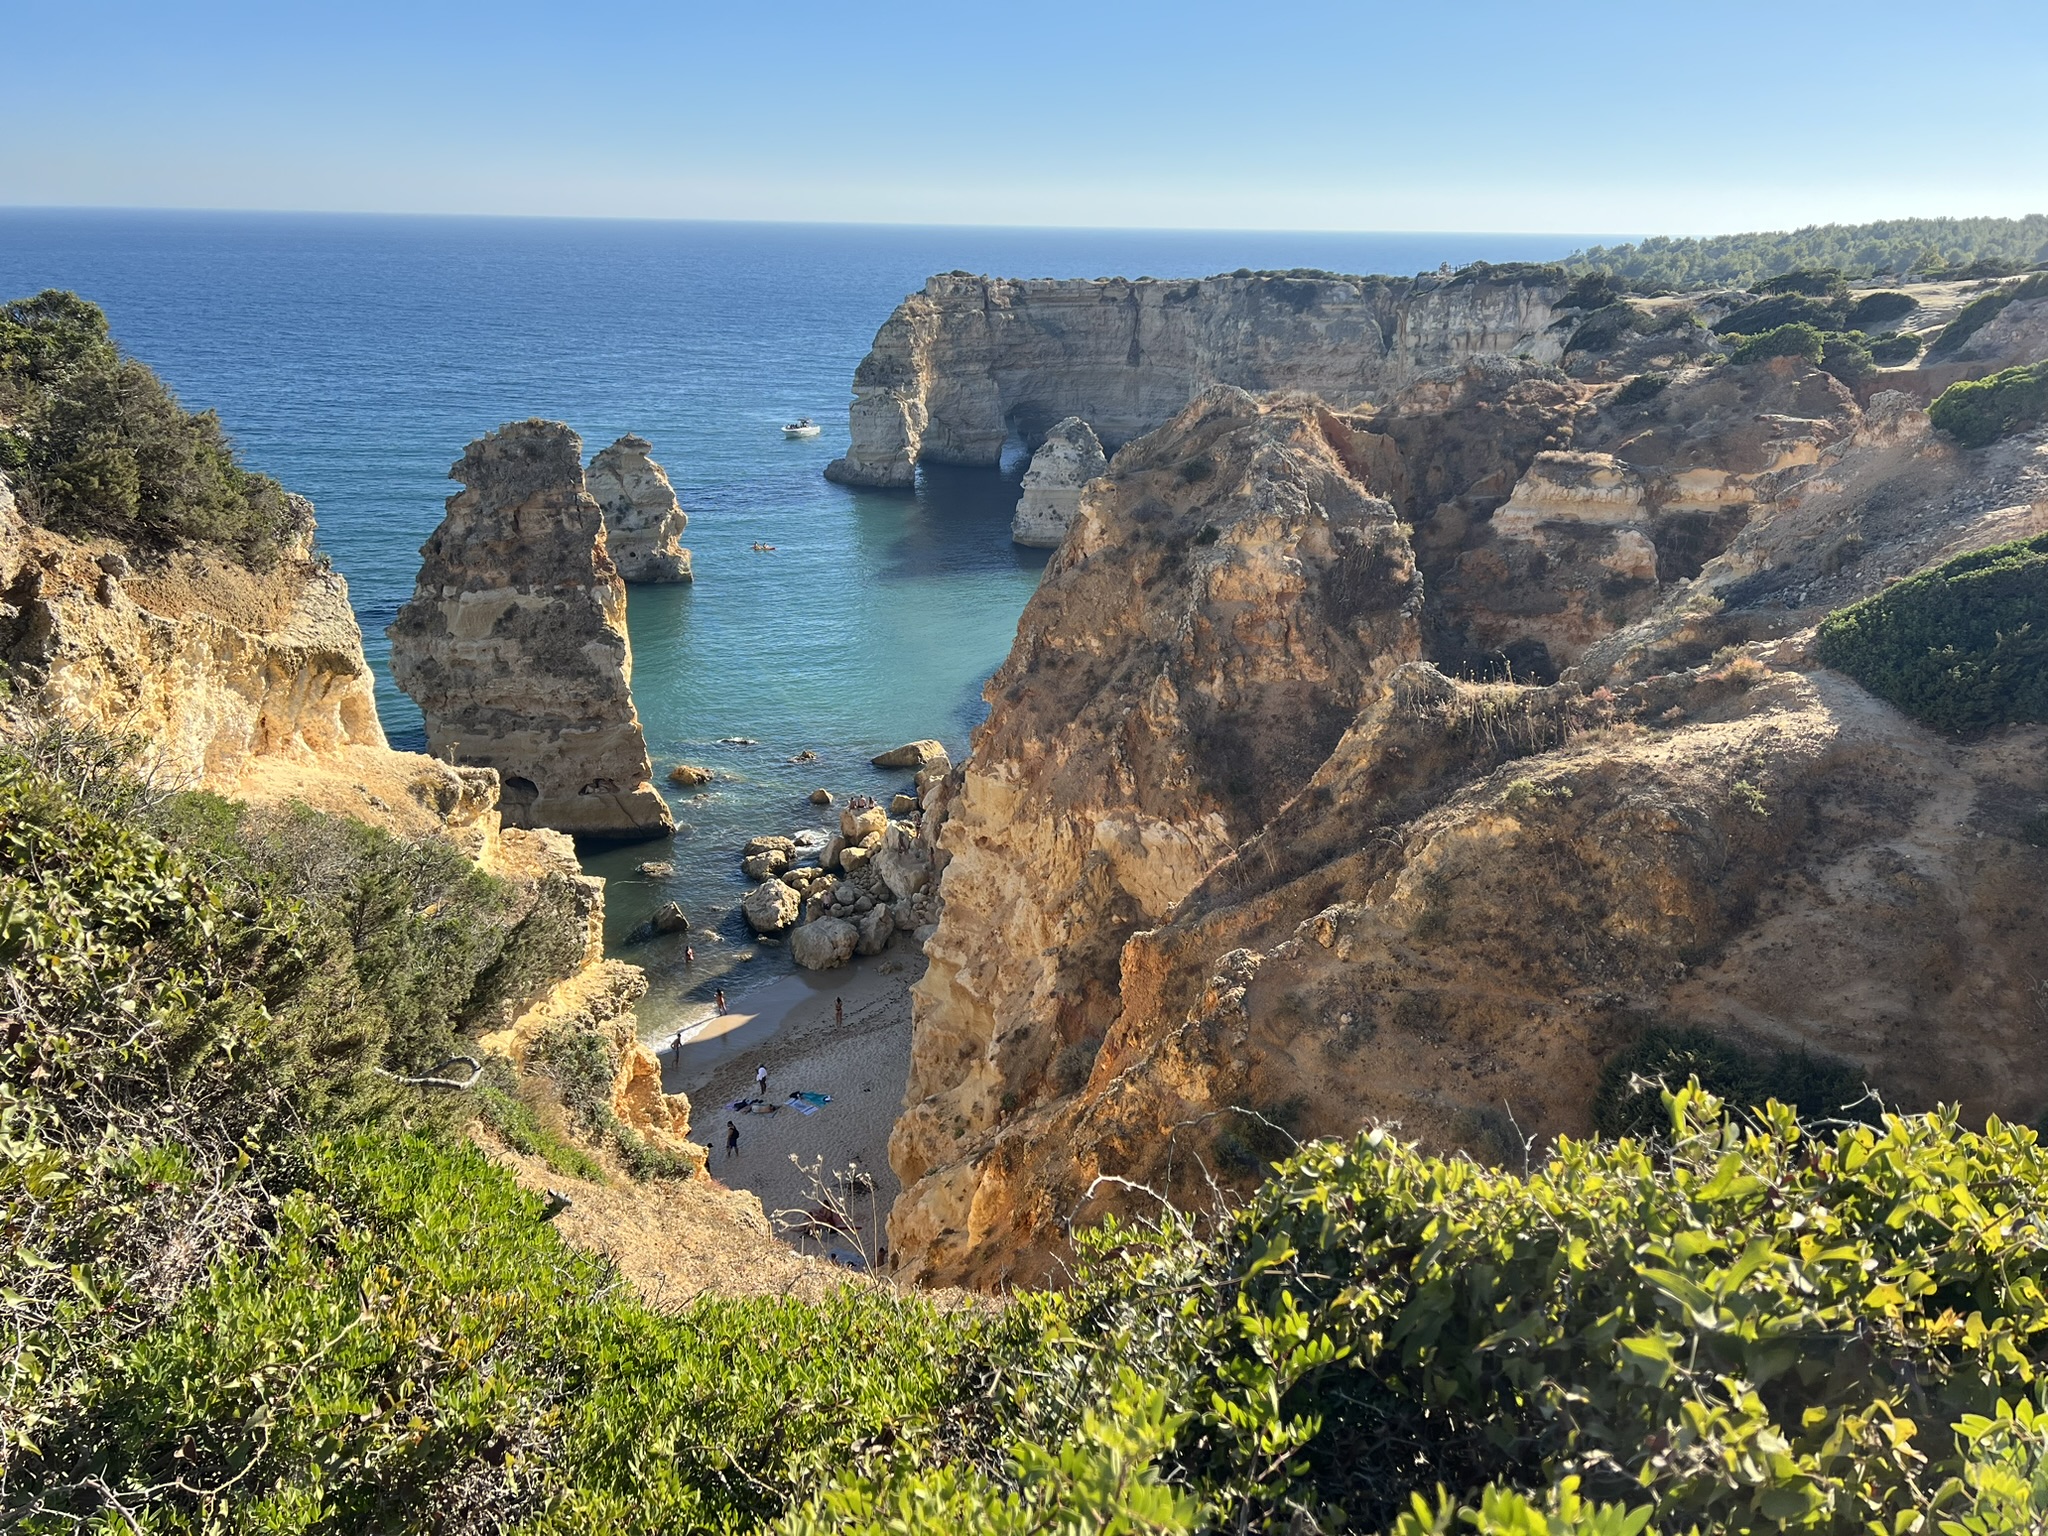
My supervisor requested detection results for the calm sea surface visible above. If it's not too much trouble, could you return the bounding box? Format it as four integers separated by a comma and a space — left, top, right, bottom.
0, 211, 1593, 1031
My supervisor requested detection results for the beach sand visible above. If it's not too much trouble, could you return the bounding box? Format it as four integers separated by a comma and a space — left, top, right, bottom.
654, 950, 920, 1271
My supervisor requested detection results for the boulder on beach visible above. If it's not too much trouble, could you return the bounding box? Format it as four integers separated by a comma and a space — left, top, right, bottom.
741, 878, 800, 934
890, 793, 918, 815
792, 916, 860, 969
743, 834, 796, 857
855, 904, 894, 956
820, 832, 847, 870
838, 844, 873, 874
840, 804, 888, 842
870, 739, 947, 770
668, 763, 713, 787
872, 823, 933, 900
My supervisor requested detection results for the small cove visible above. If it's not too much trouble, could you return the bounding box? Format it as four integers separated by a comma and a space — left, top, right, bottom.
0, 211, 1593, 1044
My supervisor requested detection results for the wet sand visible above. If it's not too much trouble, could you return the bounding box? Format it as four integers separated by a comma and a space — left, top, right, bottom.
653, 952, 919, 1269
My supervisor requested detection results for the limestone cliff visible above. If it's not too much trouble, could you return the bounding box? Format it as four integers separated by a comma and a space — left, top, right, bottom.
889, 352, 2048, 1289
826, 269, 1565, 487
388, 420, 672, 841
587, 434, 692, 583
1011, 417, 1106, 547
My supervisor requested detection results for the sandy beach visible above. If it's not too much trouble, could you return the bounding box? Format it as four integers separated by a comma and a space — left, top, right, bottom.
652, 951, 920, 1271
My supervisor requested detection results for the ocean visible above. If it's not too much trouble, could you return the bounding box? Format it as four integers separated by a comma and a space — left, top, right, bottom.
0, 210, 1597, 1033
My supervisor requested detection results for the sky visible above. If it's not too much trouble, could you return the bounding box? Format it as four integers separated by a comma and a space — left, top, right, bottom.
5, 0, 2045, 235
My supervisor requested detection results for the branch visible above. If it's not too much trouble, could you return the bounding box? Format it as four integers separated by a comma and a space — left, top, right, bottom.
374, 1055, 485, 1090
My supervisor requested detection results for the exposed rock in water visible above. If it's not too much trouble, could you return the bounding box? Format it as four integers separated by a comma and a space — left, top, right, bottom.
586, 434, 692, 583
886, 351, 2048, 1290
871, 739, 948, 770
387, 420, 672, 842
809, 787, 833, 805
1012, 417, 1107, 547
825, 269, 1567, 487
741, 877, 800, 934
668, 763, 713, 787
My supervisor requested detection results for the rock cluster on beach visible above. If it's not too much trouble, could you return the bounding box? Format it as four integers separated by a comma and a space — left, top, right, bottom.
388, 419, 671, 840
733, 741, 953, 969
586, 434, 693, 583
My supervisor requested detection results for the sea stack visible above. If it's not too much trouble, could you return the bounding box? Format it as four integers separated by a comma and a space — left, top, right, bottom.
1011, 417, 1106, 547
388, 419, 673, 840
586, 434, 692, 583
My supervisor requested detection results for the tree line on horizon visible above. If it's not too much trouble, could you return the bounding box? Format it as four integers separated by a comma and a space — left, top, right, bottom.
1559, 213, 2048, 289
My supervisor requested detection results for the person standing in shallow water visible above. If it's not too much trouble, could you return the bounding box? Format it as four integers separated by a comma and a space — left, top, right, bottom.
725, 1121, 739, 1160
715, 987, 726, 1014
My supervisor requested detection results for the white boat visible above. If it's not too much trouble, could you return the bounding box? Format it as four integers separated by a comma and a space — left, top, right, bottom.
782, 417, 821, 438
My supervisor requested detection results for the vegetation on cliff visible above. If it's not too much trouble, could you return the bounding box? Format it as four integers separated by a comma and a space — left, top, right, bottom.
12, 737, 2048, 1533
0, 290, 295, 564
1816, 533, 2048, 732
1926, 360, 2048, 449
1561, 215, 2048, 289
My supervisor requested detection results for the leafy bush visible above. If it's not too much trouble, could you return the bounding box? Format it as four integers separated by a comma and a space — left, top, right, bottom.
1729, 323, 1825, 366
1750, 267, 1847, 298
1868, 330, 1925, 365
1590, 1026, 1865, 1139
981, 1088, 2048, 1534
1816, 532, 2048, 731
1712, 293, 1843, 337
1817, 330, 1874, 384
0, 290, 296, 564
1564, 303, 1645, 356
1927, 359, 2048, 447
1614, 371, 1669, 406
1928, 274, 2048, 358
1846, 290, 1917, 330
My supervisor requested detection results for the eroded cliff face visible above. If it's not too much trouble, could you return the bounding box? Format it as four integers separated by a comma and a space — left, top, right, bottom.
891, 390, 1425, 1275
587, 434, 692, 584
0, 481, 390, 790
889, 353, 2048, 1290
826, 270, 1565, 487
388, 420, 672, 841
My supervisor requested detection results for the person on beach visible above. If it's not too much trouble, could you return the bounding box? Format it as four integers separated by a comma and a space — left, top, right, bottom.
835, 996, 844, 1027
715, 987, 727, 1014
670, 1030, 684, 1059
756, 1063, 769, 1098
725, 1121, 739, 1160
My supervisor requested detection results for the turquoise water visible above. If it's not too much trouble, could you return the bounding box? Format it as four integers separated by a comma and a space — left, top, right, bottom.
0, 211, 1593, 1031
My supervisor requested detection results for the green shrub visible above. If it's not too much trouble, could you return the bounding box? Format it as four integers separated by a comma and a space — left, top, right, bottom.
1751, 266, 1847, 298
1816, 532, 2048, 731
1729, 322, 1825, 366
1927, 358, 2048, 447
1846, 290, 1917, 329
1928, 274, 2048, 358
1713, 293, 1843, 336
1590, 1026, 1865, 1139
1868, 330, 1925, 365
988, 1088, 2048, 1533
1818, 330, 1875, 384
1564, 302, 1645, 355
1613, 371, 1669, 406
0, 290, 296, 564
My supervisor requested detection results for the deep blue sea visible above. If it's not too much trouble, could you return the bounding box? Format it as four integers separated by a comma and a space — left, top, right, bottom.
0, 210, 1595, 1032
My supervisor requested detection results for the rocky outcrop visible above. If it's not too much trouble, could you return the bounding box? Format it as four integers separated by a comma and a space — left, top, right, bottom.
1012, 417, 1107, 546
586, 434, 692, 583
0, 481, 390, 790
388, 420, 671, 841
826, 270, 1566, 487
886, 347, 2048, 1289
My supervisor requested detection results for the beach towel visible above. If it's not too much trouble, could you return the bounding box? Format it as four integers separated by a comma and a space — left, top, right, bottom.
795, 1091, 831, 1106
789, 1100, 819, 1115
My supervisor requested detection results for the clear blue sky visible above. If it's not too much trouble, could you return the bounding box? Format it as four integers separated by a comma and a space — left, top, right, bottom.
6, 0, 2044, 234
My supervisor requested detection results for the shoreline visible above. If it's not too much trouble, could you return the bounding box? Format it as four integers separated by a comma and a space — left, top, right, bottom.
653, 951, 920, 1270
